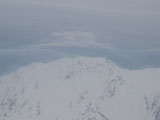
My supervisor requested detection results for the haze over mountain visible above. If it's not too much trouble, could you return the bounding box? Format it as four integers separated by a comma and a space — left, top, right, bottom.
0, 57, 160, 120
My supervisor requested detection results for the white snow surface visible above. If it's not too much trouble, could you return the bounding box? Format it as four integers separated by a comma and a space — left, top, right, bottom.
0, 57, 160, 120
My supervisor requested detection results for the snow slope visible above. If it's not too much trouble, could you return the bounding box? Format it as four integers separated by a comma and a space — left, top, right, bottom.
0, 57, 160, 120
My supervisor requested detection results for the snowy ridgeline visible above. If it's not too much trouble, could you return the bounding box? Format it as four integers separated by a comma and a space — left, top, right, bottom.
0, 57, 160, 120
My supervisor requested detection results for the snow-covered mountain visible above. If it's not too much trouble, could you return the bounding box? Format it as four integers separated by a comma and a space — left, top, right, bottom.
0, 57, 160, 120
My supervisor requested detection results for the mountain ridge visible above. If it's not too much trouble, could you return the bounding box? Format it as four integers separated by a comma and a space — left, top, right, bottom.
0, 57, 160, 120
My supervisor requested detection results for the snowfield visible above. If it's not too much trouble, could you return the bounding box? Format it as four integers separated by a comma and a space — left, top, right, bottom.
0, 57, 160, 120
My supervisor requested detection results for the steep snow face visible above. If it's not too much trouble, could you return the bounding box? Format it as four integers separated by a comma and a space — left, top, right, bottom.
122, 68, 160, 120
0, 57, 159, 120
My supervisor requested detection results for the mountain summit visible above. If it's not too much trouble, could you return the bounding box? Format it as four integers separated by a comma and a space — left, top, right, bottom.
0, 57, 160, 120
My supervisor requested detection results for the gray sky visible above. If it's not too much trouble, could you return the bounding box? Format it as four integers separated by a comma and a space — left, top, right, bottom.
0, 0, 160, 76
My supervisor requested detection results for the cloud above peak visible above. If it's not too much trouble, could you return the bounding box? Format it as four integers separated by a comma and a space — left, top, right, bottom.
36, 31, 113, 49
50, 31, 96, 47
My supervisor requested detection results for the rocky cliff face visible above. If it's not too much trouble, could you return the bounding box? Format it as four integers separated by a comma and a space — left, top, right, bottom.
0, 57, 159, 120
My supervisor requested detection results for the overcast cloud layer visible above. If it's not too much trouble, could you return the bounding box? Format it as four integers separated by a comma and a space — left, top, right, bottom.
0, 0, 160, 76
